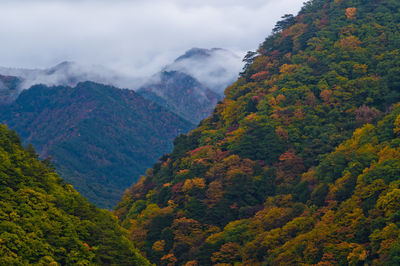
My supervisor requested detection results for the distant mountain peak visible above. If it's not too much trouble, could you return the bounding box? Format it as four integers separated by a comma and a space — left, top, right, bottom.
174, 47, 231, 62
53, 60, 76, 68
46, 61, 77, 74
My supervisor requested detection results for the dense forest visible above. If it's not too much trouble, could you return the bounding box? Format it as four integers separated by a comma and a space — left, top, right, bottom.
0, 124, 149, 265
115, 0, 400, 264
0, 81, 193, 209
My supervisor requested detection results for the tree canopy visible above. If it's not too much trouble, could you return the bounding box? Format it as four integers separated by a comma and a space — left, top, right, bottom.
115, 0, 400, 264
0, 124, 149, 265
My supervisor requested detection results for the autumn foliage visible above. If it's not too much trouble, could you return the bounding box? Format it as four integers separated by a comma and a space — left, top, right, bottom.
345, 7, 357, 20
116, 0, 400, 265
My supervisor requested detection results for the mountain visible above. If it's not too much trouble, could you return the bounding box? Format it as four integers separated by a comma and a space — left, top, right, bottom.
138, 71, 221, 124
0, 124, 149, 265
138, 48, 242, 124
0, 81, 193, 209
115, 0, 400, 265
0, 48, 240, 207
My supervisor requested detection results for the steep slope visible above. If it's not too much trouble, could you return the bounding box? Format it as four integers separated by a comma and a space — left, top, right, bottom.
116, 0, 400, 264
0, 81, 193, 208
138, 71, 221, 124
0, 124, 149, 265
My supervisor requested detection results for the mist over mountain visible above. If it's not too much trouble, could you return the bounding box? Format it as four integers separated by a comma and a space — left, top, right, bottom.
0, 61, 142, 92
0, 47, 241, 126
0, 0, 304, 81
0, 48, 242, 107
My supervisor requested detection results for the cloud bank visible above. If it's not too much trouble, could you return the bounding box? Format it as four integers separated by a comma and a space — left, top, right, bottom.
0, 0, 304, 87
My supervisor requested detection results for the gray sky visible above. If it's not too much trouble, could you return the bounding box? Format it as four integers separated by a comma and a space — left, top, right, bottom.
0, 0, 304, 77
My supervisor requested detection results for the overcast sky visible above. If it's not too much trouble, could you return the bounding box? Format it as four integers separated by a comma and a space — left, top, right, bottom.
0, 0, 304, 77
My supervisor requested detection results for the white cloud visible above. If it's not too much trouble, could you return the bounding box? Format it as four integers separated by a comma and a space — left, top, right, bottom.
0, 0, 304, 85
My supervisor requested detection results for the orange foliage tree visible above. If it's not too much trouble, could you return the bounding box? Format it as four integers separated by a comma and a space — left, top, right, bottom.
345, 8, 357, 20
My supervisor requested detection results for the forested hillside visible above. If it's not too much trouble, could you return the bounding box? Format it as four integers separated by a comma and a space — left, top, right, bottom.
115, 0, 400, 264
0, 124, 149, 265
0, 81, 193, 208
